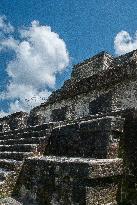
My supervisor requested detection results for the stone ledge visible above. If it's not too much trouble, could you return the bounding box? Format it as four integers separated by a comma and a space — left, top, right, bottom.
79, 116, 124, 132
27, 156, 123, 179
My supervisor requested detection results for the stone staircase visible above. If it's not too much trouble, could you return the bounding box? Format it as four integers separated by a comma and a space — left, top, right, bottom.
10, 115, 124, 205
0, 124, 51, 198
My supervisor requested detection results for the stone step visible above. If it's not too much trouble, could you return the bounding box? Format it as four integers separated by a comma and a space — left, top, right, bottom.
0, 123, 52, 137
0, 159, 22, 171
0, 144, 38, 152
0, 136, 49, 145
0, 129, 50, 140
0, 151, 33, 161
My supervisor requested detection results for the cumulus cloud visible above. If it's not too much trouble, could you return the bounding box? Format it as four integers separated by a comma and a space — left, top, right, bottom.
0, 18, 69, 116
114, 30, 137, 55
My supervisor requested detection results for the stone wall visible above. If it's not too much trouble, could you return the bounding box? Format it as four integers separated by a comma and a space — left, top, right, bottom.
12, 157, 123, 205
119, 109, 137, 204
112, 80, 137, 112
0, 112, 28, 132
29, 89, 112, 124
46, 116, 124, 159
71, 51, 113, 81
29, 79, 137, 125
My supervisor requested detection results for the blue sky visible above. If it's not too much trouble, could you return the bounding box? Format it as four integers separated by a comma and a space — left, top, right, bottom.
0, 0, 137, 115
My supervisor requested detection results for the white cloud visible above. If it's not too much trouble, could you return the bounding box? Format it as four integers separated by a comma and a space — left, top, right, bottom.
0, 15, 14, 34
114, 30, 137, 55
0, 37, 18, 51
0, 18, 69, 116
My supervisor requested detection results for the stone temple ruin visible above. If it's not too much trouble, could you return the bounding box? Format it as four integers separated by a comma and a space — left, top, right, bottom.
1, 50, 137, 204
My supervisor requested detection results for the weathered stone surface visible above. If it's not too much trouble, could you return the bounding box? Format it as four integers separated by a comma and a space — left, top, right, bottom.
0, 123, 52, 198
12, 157, 123, 205
0, 197, 22, 205
0, 50, 137, 204
0, 112, 28, 132
46, 117, 124, 159
71, 51, 113, 81
119, 109, 137, 204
